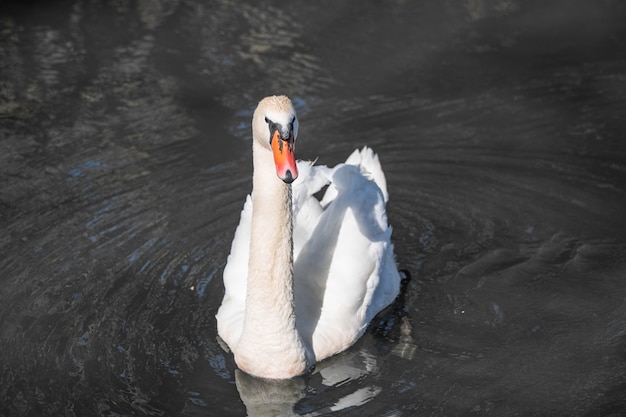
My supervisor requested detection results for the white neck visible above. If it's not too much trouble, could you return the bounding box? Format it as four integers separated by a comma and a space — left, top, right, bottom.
234, 140, 312, 379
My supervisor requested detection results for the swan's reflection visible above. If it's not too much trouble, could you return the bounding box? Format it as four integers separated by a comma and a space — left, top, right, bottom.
390, 316, 418, 361
234, 349, 385, 417
235, 369, 306, 417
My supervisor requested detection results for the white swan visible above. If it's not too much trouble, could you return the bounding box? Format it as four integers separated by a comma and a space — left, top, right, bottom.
216, 95, 401, 379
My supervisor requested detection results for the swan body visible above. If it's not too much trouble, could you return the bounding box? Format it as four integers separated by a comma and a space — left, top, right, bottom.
216, 95, 400, 379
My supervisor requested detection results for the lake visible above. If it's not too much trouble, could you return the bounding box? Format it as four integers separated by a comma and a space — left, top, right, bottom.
1, 0, 625, 415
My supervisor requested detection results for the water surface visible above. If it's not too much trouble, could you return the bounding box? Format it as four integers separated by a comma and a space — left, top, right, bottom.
1, 0, 626, 416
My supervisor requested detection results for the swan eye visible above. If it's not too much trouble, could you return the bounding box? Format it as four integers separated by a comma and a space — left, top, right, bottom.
265, 117, 271, 124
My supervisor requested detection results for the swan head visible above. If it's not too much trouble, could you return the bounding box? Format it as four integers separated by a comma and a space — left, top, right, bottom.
252, 95, 299, 183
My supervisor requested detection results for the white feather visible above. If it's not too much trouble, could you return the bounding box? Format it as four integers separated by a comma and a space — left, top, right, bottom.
216, 96, 400, 379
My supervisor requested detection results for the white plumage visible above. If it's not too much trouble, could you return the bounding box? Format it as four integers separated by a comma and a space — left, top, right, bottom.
216, 95, 400, 379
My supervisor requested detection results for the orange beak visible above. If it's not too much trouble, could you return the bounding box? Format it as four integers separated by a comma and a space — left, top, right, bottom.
270, 129, 298, 183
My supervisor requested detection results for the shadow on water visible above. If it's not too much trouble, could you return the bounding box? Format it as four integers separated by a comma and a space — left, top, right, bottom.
1, 0, 626, 416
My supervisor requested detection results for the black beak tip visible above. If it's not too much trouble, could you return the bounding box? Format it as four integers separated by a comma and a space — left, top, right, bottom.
282, 170, 295, 184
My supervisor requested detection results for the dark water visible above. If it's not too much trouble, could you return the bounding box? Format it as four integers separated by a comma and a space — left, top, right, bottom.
1, 0, 626, 415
